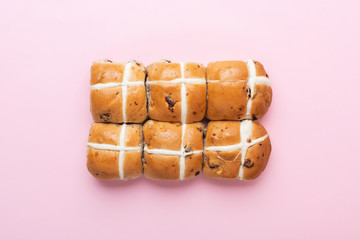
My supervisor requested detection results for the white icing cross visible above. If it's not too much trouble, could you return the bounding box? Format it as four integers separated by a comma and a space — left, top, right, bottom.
143, 124, 203, 180
90, 61, 145, 123
146, 62, 206, 124
206, 60, 271, 119
87, 124, 142, 180
205, 120, 268, 180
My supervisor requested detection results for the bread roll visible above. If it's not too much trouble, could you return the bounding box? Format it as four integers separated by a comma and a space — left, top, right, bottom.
203, 120, 271, 180
90, 59, 147, 123
146, 60, 206, 123
143, 120, 204, 180
87, 123, 143, 180
206, 60, 272, 121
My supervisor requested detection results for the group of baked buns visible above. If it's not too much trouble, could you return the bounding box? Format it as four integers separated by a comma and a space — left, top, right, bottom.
87, 59, 272, 181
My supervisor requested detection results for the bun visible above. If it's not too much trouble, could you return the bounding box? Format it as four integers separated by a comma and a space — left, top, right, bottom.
87, 123, 143, 180
90, 60, 147, 123
143, 120, 204, 180
203, 120, 271, 180
206, 60, 272, 121
146, 61, 206, 123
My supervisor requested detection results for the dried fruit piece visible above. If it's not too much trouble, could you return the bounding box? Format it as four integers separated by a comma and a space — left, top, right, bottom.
99, 113, 111, 121
244, 159, 254, 168
208, 160, 219, 169
184, 145, 192, 153
165, 96, 176, 112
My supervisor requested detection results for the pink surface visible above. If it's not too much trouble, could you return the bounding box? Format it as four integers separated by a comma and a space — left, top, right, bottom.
1, 0, 360, 239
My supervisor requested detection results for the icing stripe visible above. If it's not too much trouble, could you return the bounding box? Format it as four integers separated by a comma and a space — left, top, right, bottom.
251, 76, 271, 86
238, 120, 253, 179
143, 146, 202, 156
147, 78, 205, 85
207, 78, 270, 84
87, 142, 141, 151
245, 60, 272, 119
179, 63, 187, 180
118, 124, 127, 180
179, 124, 186, 180
122, 62, 132, 122
249, 134, 269, 147
180, 62, 187, 124
205, 143, 243, 152
207, 79, 247, 83
245, 60, 256, 119
204, 134, 268, 152
90, 81, 143, 89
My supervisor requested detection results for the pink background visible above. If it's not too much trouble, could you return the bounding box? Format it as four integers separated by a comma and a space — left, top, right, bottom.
1, 0, 360, 239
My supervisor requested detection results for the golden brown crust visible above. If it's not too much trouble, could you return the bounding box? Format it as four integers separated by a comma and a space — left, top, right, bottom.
205, 121, 240, 147
207, 61, 248, 80
143, 153, 180, 180
123, 152, 142, 179
251, 85, 272, 120
90, 60, 147, 123
183, 122, 204, 151
147, 61, 206, 123
184, 63, 206, 78
143, 121, 182, 150
129, 62, 146, 82
125, 85, 147, 122
147, 62, 181, 81
242, 137, 271, 180
88, 123, 121, 145
185, 154, 202, 178
91, 87, 123, 123
86, 123, 143, 180
250, 121, 268, 140
206, 60, 272, 121
206, 81, 248, 120
87, 148, 119, 180
91, 60, 146, 84
148, 83, 181, 122
125, 124, 142, 147
203, 121, 271, 180
91, 62, 124, 85
203, 150, 241, 178
185, 84, 206, 122
254, 60, 268, 77
143, 120, 204, 180
241, 121, 271, 180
